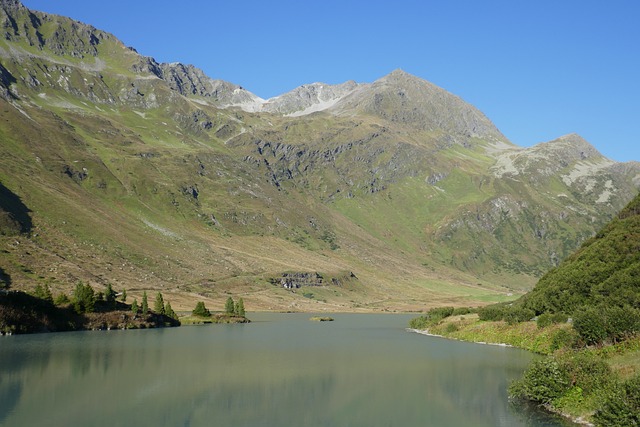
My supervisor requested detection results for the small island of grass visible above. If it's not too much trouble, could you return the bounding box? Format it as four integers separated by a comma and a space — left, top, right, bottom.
182, 298, 250, 325
310, 316, 334, 322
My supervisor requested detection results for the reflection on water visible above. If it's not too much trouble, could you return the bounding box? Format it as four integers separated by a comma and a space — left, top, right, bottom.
0, 313, 574, 427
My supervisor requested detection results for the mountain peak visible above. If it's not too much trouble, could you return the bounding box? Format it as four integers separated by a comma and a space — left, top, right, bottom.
544, 133, 603, 161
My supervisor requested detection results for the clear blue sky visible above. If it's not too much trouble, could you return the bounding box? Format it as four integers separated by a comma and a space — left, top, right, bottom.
22, 0, 640, 162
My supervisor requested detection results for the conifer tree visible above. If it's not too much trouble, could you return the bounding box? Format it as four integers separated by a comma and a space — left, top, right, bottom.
154, 292, 165, 315
165, 301, 178, 320
225, 296, 235, 314
141, 291, 149, 316
105, 283, 116, 308
235, 298, 245, 317
131, 298, 139, 315
192, 301, 211, 317
120, 288, 127, 303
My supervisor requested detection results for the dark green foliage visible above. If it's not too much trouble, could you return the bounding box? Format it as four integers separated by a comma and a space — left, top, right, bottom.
536, 313, 553, 328
154, 292, 165, 315
120, 289, 127, 303
573, 304, 640, 346
235, 298, 245, 317
131, 298, 139, 315
225, 297, 235, 314
478, 303, 507, 321
510, 352, 614, 407
164, 301, 177, 320
549, 327, 579, 351
141, 291, 148, 316
72, 283, 95, 314
0, 290, 81, 334
504, 307, 535, 325
192, 301, 211, 317
408, 315, 430, 330
521, 193, 640, 315
33, 284, 53, 303
54, 292, 70, 306
551, 313, 568, 324
593, 374, 640, 427
452, 307, 473, 316
509, 357, 571, 403
105, 283, 116, 308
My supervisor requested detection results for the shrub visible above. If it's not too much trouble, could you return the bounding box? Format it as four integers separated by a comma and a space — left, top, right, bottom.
509, 357, 571, 404
504, 307, 535, 325
593, 375, 640, 426
445, 322, 459, 333
551, 313, 569, 324
478, 304, 506, 321
409, 315, 430, 330
537, 313, 553, 328
550, 327, 579, 351
573, 306, 608, 346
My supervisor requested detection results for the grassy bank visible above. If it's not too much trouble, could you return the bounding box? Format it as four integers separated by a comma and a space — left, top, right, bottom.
410, 313, 640, 425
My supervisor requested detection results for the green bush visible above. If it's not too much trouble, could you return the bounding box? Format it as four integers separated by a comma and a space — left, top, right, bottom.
478, 304, 506, 321
504, 307, 535, 325
509, 357, 571, 403
573, 306, 608, 346
593, 375, 640, 426
452, 307, 472, 316
408, 315, 430, 330
551, 313, 569, 324
550, 327, 579, 351
573, 304, 640, 346
536, 313, 553, 328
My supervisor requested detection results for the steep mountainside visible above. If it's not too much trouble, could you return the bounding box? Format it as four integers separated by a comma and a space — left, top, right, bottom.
0, 0, 638, 311
521, 192, 640, 314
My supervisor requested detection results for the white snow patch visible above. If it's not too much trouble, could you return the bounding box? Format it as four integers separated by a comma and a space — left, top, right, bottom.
134, 111, 146, 118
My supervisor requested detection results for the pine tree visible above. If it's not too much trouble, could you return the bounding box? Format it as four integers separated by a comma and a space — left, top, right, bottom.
192, 301, 211, 317
225, 296, 235, 314
73, 283, 95, 314
131, 298, 139, 315
120, 289, 127, 303
141, 291, 149, 316
165, 301, 178, 320
235, 297, 245, 317
154, 292, 165, 315
105, 283, 116, 308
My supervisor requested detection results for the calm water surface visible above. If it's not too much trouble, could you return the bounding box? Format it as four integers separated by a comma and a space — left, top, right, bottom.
0, 313, 574, 427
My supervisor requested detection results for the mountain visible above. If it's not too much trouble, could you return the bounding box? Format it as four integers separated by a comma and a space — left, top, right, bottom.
521, 192, 640, 314
0, 0, 639, 311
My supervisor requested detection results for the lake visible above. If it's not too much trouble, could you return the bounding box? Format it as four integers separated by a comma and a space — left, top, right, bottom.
0, 313, 575, 427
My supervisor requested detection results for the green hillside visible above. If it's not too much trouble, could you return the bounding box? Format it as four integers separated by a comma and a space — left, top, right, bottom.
521, 193, 640, 315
